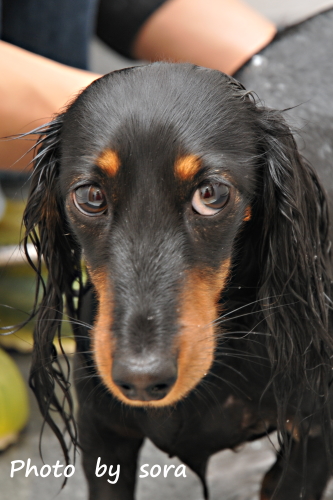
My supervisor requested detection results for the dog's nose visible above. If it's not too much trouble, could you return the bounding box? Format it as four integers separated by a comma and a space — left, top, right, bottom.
112, 355, 177, 402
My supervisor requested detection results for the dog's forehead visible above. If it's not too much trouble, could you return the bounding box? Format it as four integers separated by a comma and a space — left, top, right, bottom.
60, 63, 258, 190
62, 64, 254, 151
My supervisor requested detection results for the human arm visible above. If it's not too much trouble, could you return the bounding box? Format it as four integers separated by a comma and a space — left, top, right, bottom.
132, 0, 276, 75
0, 41, 100, 171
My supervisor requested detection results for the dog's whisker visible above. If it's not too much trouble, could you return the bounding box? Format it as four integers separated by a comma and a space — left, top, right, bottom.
205, 372, 250, 400
215, 346, 268, 360
213, 300, 299, 327
212, 360, 248, 381
212, 294, 283, 323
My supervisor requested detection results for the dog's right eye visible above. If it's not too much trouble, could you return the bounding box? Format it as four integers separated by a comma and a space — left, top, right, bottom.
73, 185, 107, 216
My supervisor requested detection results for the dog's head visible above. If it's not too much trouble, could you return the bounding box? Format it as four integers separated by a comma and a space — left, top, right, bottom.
24, 63, 332, 446
60, 64, 260, 407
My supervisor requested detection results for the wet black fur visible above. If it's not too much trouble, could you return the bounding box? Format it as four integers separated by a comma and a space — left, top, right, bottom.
23, 55, 333, 499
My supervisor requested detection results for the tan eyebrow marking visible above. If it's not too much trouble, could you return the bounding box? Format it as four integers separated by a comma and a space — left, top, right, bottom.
174, 155, 201, 181
96, 149, 120, 176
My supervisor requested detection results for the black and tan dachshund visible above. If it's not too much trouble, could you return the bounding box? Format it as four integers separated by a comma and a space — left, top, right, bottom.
23, 16, 333, 500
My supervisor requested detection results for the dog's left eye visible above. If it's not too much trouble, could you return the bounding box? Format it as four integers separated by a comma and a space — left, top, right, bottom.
73, 185, 107, 216
192, 182, 230, 215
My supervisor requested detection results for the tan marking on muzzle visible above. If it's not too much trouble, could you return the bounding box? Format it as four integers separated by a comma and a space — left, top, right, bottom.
90, 259, 231, 407
172, 259, 231, 402
96, 148, 120, 176
174, 155, 201, 181
88, 267, 116, 397
88, 268, 150, 405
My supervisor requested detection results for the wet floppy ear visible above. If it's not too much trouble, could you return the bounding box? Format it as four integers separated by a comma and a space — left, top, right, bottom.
23, 114, 80, 464
23, 114, 81, 296
254, 107, 332, 425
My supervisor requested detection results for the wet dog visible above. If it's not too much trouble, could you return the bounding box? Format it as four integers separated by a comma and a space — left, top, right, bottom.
24, 13, 333, 499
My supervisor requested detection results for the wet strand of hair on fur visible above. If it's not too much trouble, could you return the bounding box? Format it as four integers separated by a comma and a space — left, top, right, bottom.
1, 119, 64, 178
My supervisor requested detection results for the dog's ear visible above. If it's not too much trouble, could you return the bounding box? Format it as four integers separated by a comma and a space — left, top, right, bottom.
253, 107, 332, 422
23, 114, 80, 464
